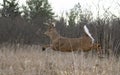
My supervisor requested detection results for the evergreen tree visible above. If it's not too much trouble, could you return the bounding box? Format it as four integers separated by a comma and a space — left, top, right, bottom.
22, 0, 54, 44
67, 3, 82, 26
23, 0, 54, 21
1, 0, 20, 17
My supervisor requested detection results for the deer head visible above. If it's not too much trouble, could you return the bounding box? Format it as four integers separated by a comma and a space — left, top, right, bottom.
44, 23, 60, 40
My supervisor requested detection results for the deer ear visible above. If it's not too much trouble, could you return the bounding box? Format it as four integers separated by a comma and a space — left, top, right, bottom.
52, 23, 55, 27
49, 23, 55, 28
44, 22, 55, 29
44, 23, 49, 26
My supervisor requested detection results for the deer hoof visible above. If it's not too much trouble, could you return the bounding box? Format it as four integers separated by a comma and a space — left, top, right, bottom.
42, 47, 46, 51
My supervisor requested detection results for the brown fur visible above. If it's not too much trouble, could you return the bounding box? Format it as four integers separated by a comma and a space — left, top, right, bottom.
42, 23, 101, 52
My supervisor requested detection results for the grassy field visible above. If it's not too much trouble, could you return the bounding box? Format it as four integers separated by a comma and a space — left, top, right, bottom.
0, 44, 120, 75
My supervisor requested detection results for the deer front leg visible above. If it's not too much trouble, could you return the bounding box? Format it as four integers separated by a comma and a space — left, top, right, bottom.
42, 44, 58, 51
42, 44, 51, 51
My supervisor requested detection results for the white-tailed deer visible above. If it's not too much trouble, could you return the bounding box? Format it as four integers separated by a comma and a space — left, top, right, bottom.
42, 23, 101, 53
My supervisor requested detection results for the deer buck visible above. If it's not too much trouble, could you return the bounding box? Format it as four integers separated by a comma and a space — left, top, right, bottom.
42, 23, 102, 53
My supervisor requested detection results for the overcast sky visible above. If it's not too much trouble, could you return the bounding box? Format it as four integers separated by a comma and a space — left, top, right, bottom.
0, 0, 120, 17
48, 0, 120, 18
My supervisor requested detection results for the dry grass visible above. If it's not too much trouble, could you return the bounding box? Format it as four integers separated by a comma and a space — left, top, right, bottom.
0, 44, 120, 75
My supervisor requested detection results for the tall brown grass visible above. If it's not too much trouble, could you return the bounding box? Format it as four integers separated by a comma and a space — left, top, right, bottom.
0, 44, 119, 75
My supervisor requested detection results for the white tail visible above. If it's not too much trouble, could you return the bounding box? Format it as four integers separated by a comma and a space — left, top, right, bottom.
84, 25, 94, 43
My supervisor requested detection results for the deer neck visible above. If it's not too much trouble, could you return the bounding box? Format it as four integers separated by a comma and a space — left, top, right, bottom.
50, 31, 61, 41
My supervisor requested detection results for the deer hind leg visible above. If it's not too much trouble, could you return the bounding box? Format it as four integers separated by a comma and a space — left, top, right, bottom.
93, 44, 104, 58
95, 44, 102, 56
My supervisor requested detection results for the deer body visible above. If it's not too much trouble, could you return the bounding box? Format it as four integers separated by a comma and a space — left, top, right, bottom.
42, 23, 101, 52
50, 36, 93, 52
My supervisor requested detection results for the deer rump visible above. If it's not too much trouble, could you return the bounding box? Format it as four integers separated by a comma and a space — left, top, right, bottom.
50, 36, 92, 52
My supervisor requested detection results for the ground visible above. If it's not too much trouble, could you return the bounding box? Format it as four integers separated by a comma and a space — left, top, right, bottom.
0, 44, 120, 75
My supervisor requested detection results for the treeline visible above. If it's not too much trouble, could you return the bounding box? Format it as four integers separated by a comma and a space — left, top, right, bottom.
0, 0, 54, 44
0, 0, 120, 56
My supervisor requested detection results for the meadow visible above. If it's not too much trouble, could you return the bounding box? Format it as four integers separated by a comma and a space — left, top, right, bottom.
0, 44, 120, 75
